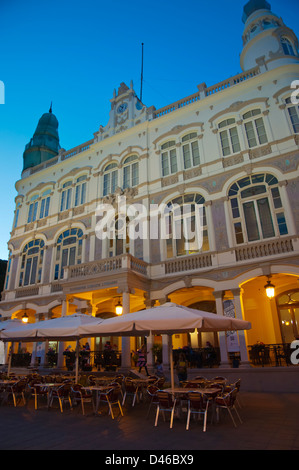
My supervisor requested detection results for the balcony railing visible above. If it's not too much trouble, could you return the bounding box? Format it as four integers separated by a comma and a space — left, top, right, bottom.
66, 254, 148, 280
235, 237, 294, 262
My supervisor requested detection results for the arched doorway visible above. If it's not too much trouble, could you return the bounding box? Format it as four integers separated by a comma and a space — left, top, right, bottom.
277, 289, 299, 342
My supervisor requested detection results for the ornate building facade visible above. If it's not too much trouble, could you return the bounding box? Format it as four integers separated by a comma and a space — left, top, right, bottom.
1, 0, 299, 368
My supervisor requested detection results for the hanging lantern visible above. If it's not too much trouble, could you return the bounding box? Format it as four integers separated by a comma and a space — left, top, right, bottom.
115, 299, 123, 316
264, 276, 275, 299
22, 312, 29, 323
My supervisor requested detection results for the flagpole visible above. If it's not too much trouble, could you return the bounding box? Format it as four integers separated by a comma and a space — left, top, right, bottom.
140, 42, 144, 102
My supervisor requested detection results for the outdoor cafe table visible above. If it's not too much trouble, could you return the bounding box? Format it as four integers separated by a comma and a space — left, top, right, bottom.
82, 385, 113, 414
163, 387, 222, 396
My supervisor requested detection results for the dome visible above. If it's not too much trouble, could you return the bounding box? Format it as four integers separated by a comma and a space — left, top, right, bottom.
23, 107, 60, 172
240, 0, 299, 71
242, 0, 271, 24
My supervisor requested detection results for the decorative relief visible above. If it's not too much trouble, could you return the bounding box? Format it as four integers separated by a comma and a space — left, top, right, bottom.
161, 175, 179, 187
249, 144, 272, 160
183, 167, 202, 180
58, 211, 70, 221
73, 206, 84, 216
222, 154, 244, 168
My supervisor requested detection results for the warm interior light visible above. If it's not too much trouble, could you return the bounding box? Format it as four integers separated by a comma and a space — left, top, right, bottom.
22, 312, 29, 323
115, 300, 123, 316
264, 276, 275, 299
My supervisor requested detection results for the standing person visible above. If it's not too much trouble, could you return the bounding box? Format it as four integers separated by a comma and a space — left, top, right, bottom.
137, 344, 149, 376
176, 352, 188, 385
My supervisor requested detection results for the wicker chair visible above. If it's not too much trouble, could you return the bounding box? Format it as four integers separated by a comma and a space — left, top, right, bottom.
122, 378, 140, 407
154, 391, 177, 429
214, 387, 242, 427
71, 384, 93, 415
146, 384, 159, 419
97, 386, 123, 419
49, 383, 73, 413
186, 391, 213, 431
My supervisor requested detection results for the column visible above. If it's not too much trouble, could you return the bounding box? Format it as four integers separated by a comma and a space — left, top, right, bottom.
144, 297, 156, 370
57, 296, 68, 368
213, 290, 230, 368
231, 288, 250, 368
39, 312, 51, 367
120, 288, 131, 369
158, 296, 171, 372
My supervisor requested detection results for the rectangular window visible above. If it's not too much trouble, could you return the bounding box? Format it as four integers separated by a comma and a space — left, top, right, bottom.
123, 166, 130, 189
287, 106, 299, 133
276, 212, 288, 235
219, 123, 240, 156
220, 130, 231, 156
161, 147, 177, 176
39, 196, 50, 219
28, 202, 38, 223
244, 117, 268, 147
244, 121, 257, 148
183, 144, 191, 169
161, 153, 169, 176
255, 117, 268, 145
234, 222, 244, 244
103, 173, 110, 196
243, 201, 260, 241
257, 197, 275, 238
132, 162, 139, 187
230, 127, 241, 153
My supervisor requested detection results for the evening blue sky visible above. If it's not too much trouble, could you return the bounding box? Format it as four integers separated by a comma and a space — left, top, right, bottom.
0, 0, 298, 260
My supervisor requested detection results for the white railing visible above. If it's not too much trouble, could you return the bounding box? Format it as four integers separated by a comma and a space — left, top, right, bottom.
235, 237, 294, 262
153, 66, 260, 119
163, 253, 213, 274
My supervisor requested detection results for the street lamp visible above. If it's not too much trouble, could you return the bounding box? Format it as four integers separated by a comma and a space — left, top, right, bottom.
264, 276, 275, 299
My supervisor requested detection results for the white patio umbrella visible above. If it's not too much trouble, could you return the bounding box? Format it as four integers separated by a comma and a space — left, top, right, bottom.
0, 319, 24, 374
0, 314, 104, 382
79, 302, 252, 388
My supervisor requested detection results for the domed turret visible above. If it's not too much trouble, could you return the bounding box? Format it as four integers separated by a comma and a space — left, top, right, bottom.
23, 105, 60, 171
240, 0, 299, 71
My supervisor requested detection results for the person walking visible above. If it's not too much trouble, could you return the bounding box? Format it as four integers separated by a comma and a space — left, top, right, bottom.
137, 344, 149, 376
176, 352, 188, 385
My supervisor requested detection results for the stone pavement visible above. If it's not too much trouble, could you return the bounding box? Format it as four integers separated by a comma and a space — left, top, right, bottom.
0, 391, 299, 452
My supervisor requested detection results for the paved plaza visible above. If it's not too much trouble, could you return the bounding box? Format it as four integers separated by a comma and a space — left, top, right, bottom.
0, 391, 298, 452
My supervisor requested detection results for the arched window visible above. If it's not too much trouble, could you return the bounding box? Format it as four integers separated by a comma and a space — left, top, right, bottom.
218, 119, 241, 156
281, 37, 295, 56
161, 141, 177, 176
182, 133, 200, 169
123, 155, 139, 189
103, 163, 118, 196
229, 173, 288, 244
242, 109, 268, 148
74, 175, 87, 207
277, 289, 299, 342
19, 239, 45, 287
54, 228, 83, 280
164, 193, 209, 258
